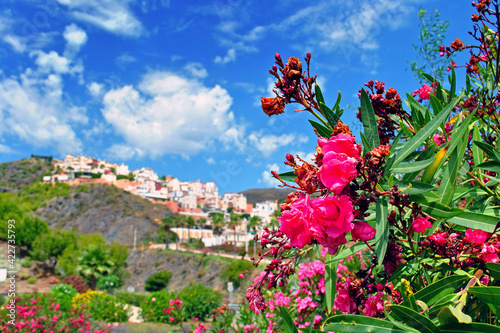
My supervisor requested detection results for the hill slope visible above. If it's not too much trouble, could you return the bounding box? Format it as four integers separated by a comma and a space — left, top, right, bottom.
36, 184, 172, 244
240, 188, 294, 205
0, 157, 54, 191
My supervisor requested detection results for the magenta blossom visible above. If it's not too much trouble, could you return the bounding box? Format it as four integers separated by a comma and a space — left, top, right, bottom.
412, 216, 432, 233
279, 193, 313, 248
351, 221, 376, 242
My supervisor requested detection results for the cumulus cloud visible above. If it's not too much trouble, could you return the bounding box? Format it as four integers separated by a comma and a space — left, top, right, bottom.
56, 0, 144, 36
206, 157, 216, 165
87, 82, 104, 97
0, 72, 86, 154
248, 133, 296, 157
260, 163, 280, 187
63, 24, 88, 51
184, 62, 208, 78
101, 72, 234, 158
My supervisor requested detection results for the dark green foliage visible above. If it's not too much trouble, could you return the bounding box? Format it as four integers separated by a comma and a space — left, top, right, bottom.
76, 244, 115, 290
177, 283, 222, 320
115, 290, 149, 307
30, 229, 77, 268
145, 270, 172, 292
221, 259, 254, 288
17, 216, 49, 250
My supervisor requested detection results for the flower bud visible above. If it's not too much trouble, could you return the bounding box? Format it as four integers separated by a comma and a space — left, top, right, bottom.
286, 153, 295, 164
307, 52, 311, 59
262, 231, 270, 239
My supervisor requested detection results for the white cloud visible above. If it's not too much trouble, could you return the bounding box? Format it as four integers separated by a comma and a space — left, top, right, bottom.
3, 35, 26, 53
0, 143, 16, 154
184, 62, 208, 78
101, 72, 234, 158
0, 71, 85, 154
116, 53, 136, 66
56, 0, 144, 37
248, 133, 296, 157
214, 48, 236, 64
64, 24, 87, 49
260, 163, 281, 187
87, 82, 104, 97
206, 157, 216, 165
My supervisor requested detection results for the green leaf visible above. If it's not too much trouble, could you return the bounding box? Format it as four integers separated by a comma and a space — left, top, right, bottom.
277, 306, 299, 333
315, 84, 325, 105
466, 74, 471, 95
474, 140, 500, 163
469, 286, 500, 306
486, 262, 500, 280
412, 275, 469, 306
278, 171, 296, 182
437, 138, 465, 206
437, 305, 472, 325
450, 66, 456, 99
477, 160, 500, 173
429, 93, 443, 115
324, 256, 337, 314
323, 315, 413, 333
375, 197, 389, 268
447, 212, 500, 233
402, 145, 437, 182
393, 180, 435, 195
320, 102, 340, 129
359, 89, 380, 151
410, 195, 463, 218
391, 158, 435, 174
393, 96, 460, 167
389, 305, 439, 333
439, 323, 500, 333
472, 126, 483, 172
326, 242, 368, 264
308, 119, 331, 139
332, 91, 342, 112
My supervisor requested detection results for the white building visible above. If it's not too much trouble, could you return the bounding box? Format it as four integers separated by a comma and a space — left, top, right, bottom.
251, 200, 278, 225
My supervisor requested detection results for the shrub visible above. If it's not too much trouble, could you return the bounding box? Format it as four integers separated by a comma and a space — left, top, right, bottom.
177, 284, 221, 320
49, 283, 78, 312
115, 290, 149, 307
62, 275, 89, 293
97, 274, 120, 293
221, 259, 254, 288
140, 290, 183, 324
27, 277, 36, 284
72, 290, 128, 323
21, 257, 32, 268
145, 270, 172, 292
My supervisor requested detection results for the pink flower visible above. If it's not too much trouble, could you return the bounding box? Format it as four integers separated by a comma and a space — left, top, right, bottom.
334, 287, 357, 314
239, 273, 245, 279
318, 134, 361, 158
464, 228, 489, 245
412, 216, 432, 233
169, 316, 175, 322
414, 84, 432, 101
169, 299, 175, 306
317, 134, 360, 194
310, 195, 354, 254
279, 193, 313, 248
318, 153, 358, 194
151, 297, 156, 302
433, 134, 445, 146
363, 292, 385, 317
165, 308, 171, 314
351, 221, 376, 241
479, 244, 499, 263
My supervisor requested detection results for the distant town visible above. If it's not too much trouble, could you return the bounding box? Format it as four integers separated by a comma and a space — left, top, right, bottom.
43, 155, 280, 249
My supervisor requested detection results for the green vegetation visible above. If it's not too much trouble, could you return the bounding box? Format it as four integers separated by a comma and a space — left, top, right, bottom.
221, 259, 254, 288
177, 283, 222, 320
145, 270, 172, 292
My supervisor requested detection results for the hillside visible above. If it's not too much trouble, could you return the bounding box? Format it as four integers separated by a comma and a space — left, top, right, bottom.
0, 157, 54, 191
35, 184, 172, 244
240, 188, 294, 205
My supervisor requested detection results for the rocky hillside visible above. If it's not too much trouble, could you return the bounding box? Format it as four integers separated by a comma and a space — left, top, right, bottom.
126, 250, 230, 293
240, 188, 294, 205
0, 157, 54, 191
36, 184, 172, 245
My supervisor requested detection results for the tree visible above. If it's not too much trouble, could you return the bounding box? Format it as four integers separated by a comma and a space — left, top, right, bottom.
75, 244, 114, 290
198, 217, 207, 243
185, 216, 196, 251
31, 230, 77, 270
247, 216, 261, 258
210, 212, 225, 256
17, 216, 49, 252
161, 215, 179, 250
409, 8, 454, 83
228, 212, 241, 258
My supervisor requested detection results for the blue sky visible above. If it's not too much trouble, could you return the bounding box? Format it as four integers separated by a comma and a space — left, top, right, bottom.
0, 0, 473, 193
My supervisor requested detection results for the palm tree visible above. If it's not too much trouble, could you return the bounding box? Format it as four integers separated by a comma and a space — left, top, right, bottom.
161, 215, 180, 250
228, 212, 241, 258
198, 217, 207, 245
210, 213, 225, 256
76, 245, 114, 290
185, 216, 196, 251
247, 216, 261, 258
